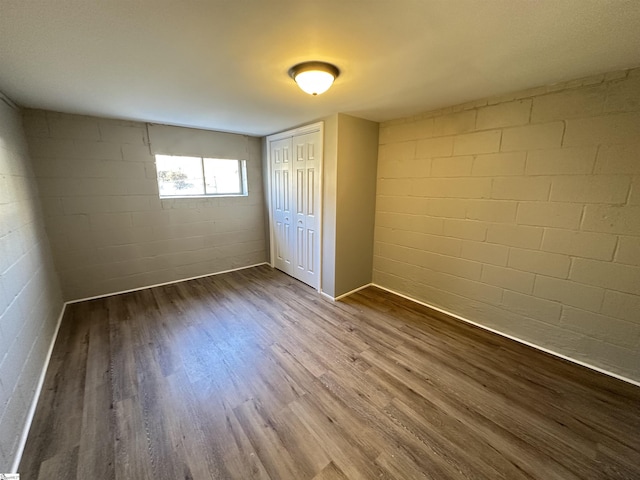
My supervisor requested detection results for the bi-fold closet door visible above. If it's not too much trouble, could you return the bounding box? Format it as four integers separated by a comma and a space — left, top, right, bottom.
268, 123, 322, 289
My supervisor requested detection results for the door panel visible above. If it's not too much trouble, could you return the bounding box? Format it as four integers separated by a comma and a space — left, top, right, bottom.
270, 138, 293, 275
297, 226, 305, 270
296, 169, 304, 215
307, 229, 315, 274
292, 131, 321, 288
307, 168, 315, 215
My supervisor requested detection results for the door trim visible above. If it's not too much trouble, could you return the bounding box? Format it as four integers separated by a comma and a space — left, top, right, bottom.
266, 122, 324, 292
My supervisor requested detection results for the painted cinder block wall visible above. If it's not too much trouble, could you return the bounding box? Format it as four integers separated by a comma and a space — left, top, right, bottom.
23, 111, 267, 300
0, 98, 64, 470
374, 67, 640, 381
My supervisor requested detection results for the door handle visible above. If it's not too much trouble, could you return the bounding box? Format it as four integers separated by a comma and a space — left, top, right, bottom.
298, 220, 303, 224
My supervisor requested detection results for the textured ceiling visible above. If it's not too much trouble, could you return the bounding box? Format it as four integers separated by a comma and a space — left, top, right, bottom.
1, 1, 639, 136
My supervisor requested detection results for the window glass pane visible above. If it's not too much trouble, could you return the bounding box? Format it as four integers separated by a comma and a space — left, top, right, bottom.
155, 155, 205, 196
203, 158, 242, 194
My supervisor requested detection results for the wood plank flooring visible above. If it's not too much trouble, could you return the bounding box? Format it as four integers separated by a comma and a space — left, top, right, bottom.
19, 265, 640, 479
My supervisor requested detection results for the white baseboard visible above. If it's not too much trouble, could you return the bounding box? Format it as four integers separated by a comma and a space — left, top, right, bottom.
11, 302, 67, 473
320, 283, 373, 302
66, 262, 270, 304
334, 283, 373, 301
320, 291, 335, 302
370, 283, 640, 388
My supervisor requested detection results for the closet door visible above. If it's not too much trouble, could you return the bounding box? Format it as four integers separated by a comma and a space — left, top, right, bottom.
268, 124, 322, 290
292, 131, 321, 288
270, 137, 293, 275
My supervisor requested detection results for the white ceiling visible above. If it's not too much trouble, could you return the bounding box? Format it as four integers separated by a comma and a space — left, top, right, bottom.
1, 1, 639, 136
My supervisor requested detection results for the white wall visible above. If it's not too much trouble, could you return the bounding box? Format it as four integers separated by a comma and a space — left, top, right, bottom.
0, 97, 63, 470
374, 67, 640, 381
24, 111, 267, 300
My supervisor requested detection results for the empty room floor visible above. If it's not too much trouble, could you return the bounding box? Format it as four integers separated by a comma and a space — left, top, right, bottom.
19, 265, 640, 479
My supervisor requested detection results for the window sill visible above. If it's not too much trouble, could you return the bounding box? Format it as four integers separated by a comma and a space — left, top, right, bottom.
159, 194, 248, 199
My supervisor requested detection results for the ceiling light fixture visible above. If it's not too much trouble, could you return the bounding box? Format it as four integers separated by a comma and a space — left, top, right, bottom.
288, 61, 340, 96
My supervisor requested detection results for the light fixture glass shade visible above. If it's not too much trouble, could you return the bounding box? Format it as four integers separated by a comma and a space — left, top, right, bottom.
289, 61, 340, 95
294, 70, 335, 95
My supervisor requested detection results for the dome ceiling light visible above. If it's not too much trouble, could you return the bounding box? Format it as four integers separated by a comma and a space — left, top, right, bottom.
288, 61, 340, 96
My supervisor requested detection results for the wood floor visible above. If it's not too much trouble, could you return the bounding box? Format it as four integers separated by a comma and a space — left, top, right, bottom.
19, 265, 640, 479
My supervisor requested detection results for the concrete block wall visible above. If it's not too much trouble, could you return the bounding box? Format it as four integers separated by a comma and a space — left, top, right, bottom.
23, 110, 267, 300
0, 98, 63, 470
375, 68, 640, 381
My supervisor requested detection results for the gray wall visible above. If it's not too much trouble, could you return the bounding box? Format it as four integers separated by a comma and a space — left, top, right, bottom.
24, 110, 267, 300
374, 67, 640, 381
335, 114, 379, 296
0, 98, 63, 470
320, 114, 379, 298
321, 114, 339, 297
260, 136, 271, 261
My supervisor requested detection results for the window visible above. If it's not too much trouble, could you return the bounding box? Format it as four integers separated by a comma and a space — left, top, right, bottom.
155, 155, 247, 198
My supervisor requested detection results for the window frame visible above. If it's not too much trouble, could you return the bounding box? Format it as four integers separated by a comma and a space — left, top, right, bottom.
154, 154, 248, 199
